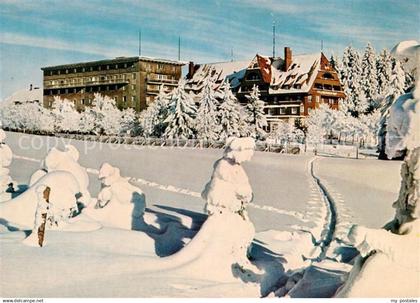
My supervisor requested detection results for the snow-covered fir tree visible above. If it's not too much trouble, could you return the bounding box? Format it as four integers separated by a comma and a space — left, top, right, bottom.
140, 85, 169, 138
389, 57, 406, 96
376, 48, 393, 96
360, 43, 378, 111
341, 46, 365, 117
245, 85, 267, 140
217, 81, 243, 140
164, 80, 197, 140
196, 78, 220, 141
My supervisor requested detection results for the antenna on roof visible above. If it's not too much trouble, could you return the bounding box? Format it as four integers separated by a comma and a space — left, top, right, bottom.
272, 21, 276, 58
178, 36, 181, 61
138, 29, 142, 56
231, 48, 234, 62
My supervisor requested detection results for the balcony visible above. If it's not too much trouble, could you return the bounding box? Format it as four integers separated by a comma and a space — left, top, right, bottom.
146, 77, 179, 86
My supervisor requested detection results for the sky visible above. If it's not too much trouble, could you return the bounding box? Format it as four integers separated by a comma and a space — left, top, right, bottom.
0, 0, 419, 99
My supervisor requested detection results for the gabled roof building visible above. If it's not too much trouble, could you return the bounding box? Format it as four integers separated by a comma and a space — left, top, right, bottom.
187, 47, 345, 131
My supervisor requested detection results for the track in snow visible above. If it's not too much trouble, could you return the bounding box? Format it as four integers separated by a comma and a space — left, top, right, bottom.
309, 157, 338, 260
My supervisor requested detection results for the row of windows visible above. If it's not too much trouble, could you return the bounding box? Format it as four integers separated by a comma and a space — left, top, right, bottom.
314, 83, 341, 91
46, 63, 136, 76
47, 73, 137, 86
49, 96, 136, 107
45, 84, 135, 95
265, 107, 301, 116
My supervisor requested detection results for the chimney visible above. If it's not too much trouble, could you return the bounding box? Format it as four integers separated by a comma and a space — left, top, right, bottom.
29, 84, 33, 91
284, 47, 292, 71
187, 61, 195, 79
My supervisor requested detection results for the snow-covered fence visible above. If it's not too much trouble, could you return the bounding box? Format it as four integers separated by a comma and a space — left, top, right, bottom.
54, 133, 302, 154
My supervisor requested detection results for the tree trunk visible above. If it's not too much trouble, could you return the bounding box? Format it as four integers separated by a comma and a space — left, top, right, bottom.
37, 186, 51, 247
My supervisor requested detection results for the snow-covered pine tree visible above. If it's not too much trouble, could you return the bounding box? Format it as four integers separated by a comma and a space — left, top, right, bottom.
341, 45, 365, 117
245, 85, 267, 140
389, 57, 406, 96
360, 43, 378, 112
376, 48, 393, 96
164, 80, 197, 140
140, 85, 169, 137
218, 81, 243, 140
196, 78, 221, 141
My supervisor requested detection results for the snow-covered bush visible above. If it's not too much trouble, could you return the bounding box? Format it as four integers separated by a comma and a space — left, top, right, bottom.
245, 85, 267, 140
0, 171, 80, 230
89, 93, 122, 136
164, 80, 197, 139
167, 137, 260, 283
196, 78, 221, 141
30, 145, 92, 207
202, 137, 255, 217
51, 97, 81, 133
0, 123, 13, 202
0, 102, 54, 134
268, 120, 304, 144
83, 163, 146, 229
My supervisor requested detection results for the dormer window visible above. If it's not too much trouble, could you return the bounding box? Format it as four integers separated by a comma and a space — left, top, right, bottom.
323, 72, 334, 79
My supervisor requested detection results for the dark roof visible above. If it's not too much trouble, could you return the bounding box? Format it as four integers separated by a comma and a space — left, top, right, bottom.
41, 56, 185, 71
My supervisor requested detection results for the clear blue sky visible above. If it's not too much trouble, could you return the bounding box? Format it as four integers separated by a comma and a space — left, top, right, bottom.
1, 0, 419, 99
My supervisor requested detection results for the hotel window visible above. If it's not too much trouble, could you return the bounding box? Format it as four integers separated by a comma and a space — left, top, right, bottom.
131, 84, 135, 90
123, 96, 127, 103
291, 107, 298, 114
107, 65, 110, 70
280, 108, 286, 114
132, 73, 136, 79
90, 67, 93, 71
50, 71, 53, 76
82, 99, 85, 105
73, 68, 77, 73
73, 88, 76, 93
131, 96, 135, 103
106, 86, 109, 91
82, 67, 85, 72
65, 89, 68, 94
124, 63, 127, 68
122, 86, 126, 91
65, 69, 68, 74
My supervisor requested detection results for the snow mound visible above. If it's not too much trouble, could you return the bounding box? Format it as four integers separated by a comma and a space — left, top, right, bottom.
30, 145, 92, 206
0, 171, 80, 229
391, 40, 420, 73
82, 162, 146, 229
203, 137, 255, 215
0, 124, 13, 202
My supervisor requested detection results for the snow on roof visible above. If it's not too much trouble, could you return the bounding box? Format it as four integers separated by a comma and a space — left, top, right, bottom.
270, 53, 321, 94
42, 56, 185, 71
187, 52, 323, 95
2, 87, 43, 105
188, 60, 250, 90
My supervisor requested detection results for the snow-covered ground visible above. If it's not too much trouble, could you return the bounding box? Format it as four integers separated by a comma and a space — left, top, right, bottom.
1, 132, 402, 297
